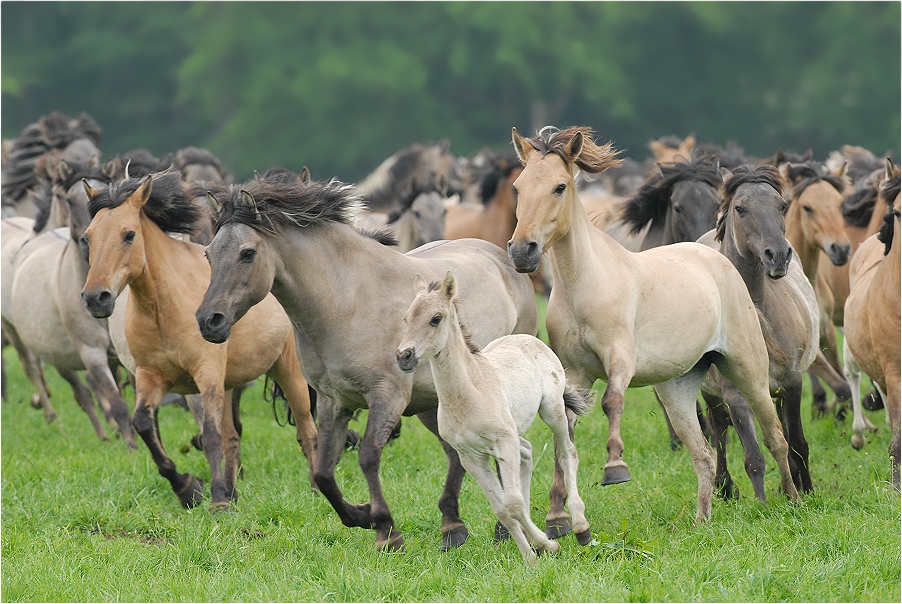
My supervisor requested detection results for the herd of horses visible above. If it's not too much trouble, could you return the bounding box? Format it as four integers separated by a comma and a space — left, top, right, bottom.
1, 112, 898, 565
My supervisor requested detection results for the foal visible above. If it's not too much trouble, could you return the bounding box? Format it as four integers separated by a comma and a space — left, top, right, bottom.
396, 272, 593, 565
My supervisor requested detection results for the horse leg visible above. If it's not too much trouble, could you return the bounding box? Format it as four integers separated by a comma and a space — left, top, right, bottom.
2, 319, 56, 421
58, 369, 108, 441
599, 365, 634, 485
843, 340, 874, 450
417, 409, 469, 551
775, 372, 812, 493
267, 339, 318, 489
715, 377, 768, 503
656, 393, 682, 450
311, 394, 375, 530
701, 388, 738, 501
358, 389, 408, 552
654, 364, 715, 524
809, 351, 853, 418
220, 388, 241, 503
713, 353, 799, 501
881, 370, 901, 490
540, 400, 591, 545
79, 347, 137, 450
193, 375, 231, 511
131, 368, 204, 507
808, 369, 829, 418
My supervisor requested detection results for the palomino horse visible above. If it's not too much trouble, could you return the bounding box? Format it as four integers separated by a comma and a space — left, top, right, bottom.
508, 126, 799, 524
779, 161, 853, 416
697, 165, 819, 497
195, 177, 537, 552
843, 159, 900, 488
6, 159, 137, 447
396, 272, 592, 565
80, 172, 318, 509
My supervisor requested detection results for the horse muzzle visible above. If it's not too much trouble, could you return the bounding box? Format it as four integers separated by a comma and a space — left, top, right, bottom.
507, 239, 541, 273
825, 241, 851, 267
395, 347, 419, 373
196, 309, 232, 344
763, 244, 792, 280
81, 288, 116, 319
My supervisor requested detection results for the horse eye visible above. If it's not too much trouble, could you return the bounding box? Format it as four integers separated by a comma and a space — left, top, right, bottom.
123, 231, 135, 244
780, 203, 788, 215
735, 206, 747, 217
673, 204, 683, 214
430, 315, 442, 327
803, 205, 813, 215
240, 249, 257, 262
554, 184, 566, 195
80, 235, 90, 247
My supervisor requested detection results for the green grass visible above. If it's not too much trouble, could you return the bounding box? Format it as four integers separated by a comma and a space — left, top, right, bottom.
2, 326, 899, 602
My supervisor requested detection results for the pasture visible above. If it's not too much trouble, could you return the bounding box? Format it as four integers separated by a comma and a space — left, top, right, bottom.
1, 322, 899, 602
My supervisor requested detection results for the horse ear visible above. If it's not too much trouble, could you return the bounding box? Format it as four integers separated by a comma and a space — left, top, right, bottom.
130, 175, 153, 209
441, 271, 457, 301
57, 159, 74, 183
886, 157, 896, 180
681, 134, 696, 151
830, 161, 850, 189
299, 166, 311, 184
207, 192, 222, 221
564, 130, 584, 162
413, 273, 428, 294
802, 149, 813, 161
777, 162, 792, 182
719, 166, 732, 184
253, 170, 262, 182
511, 127, 535, 165
240, 189, 261, 220
82, 178, 98, 200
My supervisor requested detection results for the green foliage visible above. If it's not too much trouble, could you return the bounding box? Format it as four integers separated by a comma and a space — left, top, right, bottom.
1, 2, 899, 188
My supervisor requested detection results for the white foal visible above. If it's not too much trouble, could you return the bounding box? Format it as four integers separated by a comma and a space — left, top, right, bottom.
396, 271, 593, 566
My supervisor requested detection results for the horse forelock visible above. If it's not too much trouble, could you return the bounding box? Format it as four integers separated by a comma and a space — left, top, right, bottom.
841, 170, 881, 227
786, 162, 845, 199
715, 165, 784, 243
623, 154, 720, 234
210, 178, 364, 235
527, 125, 623, 175
88, 171, 199, 235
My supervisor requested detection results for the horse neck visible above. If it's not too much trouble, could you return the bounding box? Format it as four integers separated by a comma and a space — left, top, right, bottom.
485, 189, 518, 242
428, 311, 482, 406
719, 220, 766, 307
784, 203, 820, 282
549, 190, 621, 287
126, 215, 197, 316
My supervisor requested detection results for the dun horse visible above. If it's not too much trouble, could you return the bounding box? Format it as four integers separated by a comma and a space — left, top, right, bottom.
195, 177, 537, 552
697, 165, 820, 497
80, 172, 318, 509
396, 272, 592, 564
843, 159, 900, 488
508, 126, 799, 524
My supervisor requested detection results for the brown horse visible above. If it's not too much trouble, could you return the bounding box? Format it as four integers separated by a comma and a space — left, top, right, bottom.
843, 159, 900, 488
80, 172, 318, 509
508, 125, 798, 524
779, 161, 853, 416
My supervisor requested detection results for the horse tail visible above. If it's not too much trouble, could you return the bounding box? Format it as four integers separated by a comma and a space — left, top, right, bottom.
264, 376, 295, 427
563, 385, 595, 416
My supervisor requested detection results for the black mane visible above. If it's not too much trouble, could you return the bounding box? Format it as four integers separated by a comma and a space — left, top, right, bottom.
176, 146, 223, 171
622, 153, 721, 234
87, 171, 199, 235
478, 154, 520, 206
842, 169, 882, 227
784, 162, 845, 199
715, 165, 785, 242
877, 171, 900, 256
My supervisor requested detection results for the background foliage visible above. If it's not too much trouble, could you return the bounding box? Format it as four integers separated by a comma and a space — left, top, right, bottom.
2, 1, 899, 182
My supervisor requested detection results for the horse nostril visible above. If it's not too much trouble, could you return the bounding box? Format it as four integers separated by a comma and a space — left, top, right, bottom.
527, 241, 539, 255
507, 240, 513, 252
98, 291, 112, 305
206, 312, 225, 329
763, 248, 775, 262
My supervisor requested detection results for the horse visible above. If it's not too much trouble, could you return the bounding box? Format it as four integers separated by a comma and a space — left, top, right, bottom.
195, 177, 537, 552
648, 134, 695, 166
778, 161, 853, 417
79, 172, 318, 510
386, 190, 448, 253
696, 165, 820, 498
6, 158, 137, 448
508, 125, 799, 524
395, 272, 593, 565
843, 158, 900, 488
177, 146, 231, 245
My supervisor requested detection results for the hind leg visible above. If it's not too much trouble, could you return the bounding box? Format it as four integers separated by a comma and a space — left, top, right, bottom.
418, 409, 469, 550
776, 372, 812, 493
654, 365, 715, 524
2, 319, 56, 421
843, 340, 877, 450
58, 369, 108, 441
701, 388, 738, 501
79, 346, 137, 450
715, 377, 768, 503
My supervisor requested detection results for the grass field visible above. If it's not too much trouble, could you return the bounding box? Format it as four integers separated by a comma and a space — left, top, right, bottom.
1, 321, 899, 601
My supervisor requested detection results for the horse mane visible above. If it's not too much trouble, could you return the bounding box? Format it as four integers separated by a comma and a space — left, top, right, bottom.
695, 141, 750, 169
38, 112, 103, 149
176, 146, 223, 172
355, 141, 449, 207
842, 168, 882, 227
26, 180, 53, 234
87, 171, 200, 235
208, 178, 365, 236
783, 162, 845, 199
427, 281, 481, 355
478, 154, 520, 206
715, 165, 785, 243
622, 153, 721, 234
526, 126, 623, 175
877, 170, 900, 255
354, 225, 399, 247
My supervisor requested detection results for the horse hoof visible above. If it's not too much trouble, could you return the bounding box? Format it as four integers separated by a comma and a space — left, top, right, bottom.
575, 529, 593, 546
30, 394, 42, 409
851, 434, 865, 450
45, 411, 58, 424
601, 465, 632, 485
176, 475, 205, 508
863, 390, 884, 411
190, 433, 204, 451
544, 517, 571, 539
494, 521, 510, 543
441, 525, 469, 551
209, 500, 234, 513
344, 430, 361, 451
376, 532, 405, 553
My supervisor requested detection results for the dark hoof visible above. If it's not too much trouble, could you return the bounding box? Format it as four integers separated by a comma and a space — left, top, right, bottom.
125, 440, 138, 451
601, 465, 632, 485
344, 429, 361, 451
575, 529, 593, 546
863, 390, 884, 411
190, 433, 204, 451
209, 500, 234, 513
811, 395, 828, 418
544, 517, 571, 539
494, 520, 510, 542
716, 478, 738, 501
669, 438, 683, 451
376, 531, 405, 552
440, 524, 469, 551
176, 475, 205, 508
